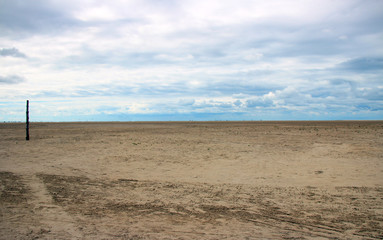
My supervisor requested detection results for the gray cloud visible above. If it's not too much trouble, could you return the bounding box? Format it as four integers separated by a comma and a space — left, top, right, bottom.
0, 75, 25, 84
337, 57, 383, 72
0, 47, 26, 58
0, 0, 80, 37
354, 87, 383, 101
246, 98, 274, 108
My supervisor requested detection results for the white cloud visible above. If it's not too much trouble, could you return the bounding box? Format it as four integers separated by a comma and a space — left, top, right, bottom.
154, 54, 194, 62
74, 6, 120, 21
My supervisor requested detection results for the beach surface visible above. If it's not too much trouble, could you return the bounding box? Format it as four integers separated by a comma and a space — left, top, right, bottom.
1, 121, 382, 239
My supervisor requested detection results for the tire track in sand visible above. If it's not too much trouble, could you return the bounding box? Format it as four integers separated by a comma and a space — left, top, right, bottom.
24, 174, 83, 239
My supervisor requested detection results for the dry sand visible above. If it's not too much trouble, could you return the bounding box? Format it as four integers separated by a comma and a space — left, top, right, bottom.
1, 121, 382, 239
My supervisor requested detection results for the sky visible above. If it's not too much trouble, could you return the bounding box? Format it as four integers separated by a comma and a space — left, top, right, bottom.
0, 0, 383, 122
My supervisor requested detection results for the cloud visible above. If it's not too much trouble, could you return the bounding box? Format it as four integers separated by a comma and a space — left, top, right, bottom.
0, 0, 382, 121
246, 95, 275, 108
0, 0, 77, 37
0, 75, 25, 84
0, 47, 27, 58
354, 87, 383, 101
337, 57, 383, 72
178, 99, 195, 106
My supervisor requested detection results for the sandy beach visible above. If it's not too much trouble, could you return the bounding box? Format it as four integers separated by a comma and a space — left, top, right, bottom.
1, 121, 382, 239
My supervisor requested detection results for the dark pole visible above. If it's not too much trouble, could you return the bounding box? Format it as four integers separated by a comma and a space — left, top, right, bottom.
26, 100, 29, 141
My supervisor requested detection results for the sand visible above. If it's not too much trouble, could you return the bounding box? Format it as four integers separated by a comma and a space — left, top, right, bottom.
1, 121, 382, 239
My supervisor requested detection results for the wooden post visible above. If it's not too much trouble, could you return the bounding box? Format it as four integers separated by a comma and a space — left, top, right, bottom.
26, 100, 29, 141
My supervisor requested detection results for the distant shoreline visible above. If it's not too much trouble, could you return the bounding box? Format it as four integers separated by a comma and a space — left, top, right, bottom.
1, 120, 382, 126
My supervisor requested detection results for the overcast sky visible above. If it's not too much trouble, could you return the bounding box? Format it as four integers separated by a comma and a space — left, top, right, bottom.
1, 0, 382, 121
